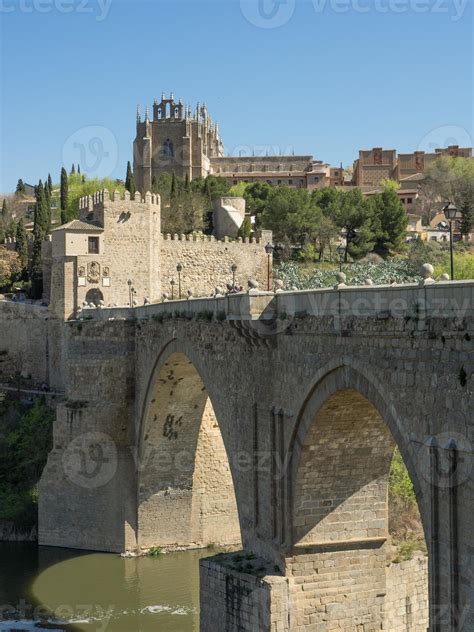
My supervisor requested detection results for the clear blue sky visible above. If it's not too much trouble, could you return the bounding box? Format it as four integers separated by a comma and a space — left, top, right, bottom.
0, 0, 472, 191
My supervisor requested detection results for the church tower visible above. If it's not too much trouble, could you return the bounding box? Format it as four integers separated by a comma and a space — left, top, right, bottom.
133, 93, 224, 193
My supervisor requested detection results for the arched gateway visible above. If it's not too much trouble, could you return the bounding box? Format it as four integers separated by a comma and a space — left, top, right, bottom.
38, 283, 473, 631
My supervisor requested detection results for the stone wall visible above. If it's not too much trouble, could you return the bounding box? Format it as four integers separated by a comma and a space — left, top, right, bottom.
200, 553, 289, 632
286, 544, 389, 630
0, 301, 64, 390
200, 551, 428, 631
160, 235, 270, 296
191, 398, 241, 546
384, 554, 429, 631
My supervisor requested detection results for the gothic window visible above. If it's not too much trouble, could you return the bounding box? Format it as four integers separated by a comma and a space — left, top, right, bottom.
161, 139, 174, 159
174, 107, 179, 118
157, 109, 162, 120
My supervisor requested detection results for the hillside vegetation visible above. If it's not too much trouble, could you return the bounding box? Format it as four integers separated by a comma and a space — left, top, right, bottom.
0, 395, 54, 527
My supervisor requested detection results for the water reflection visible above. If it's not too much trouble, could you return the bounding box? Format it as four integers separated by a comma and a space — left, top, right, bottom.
0, 543, 213, 631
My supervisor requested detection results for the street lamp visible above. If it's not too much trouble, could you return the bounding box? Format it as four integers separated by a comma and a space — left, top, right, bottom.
443, 202, 462, 280
127, 279, 133, 307
264, 243, 274, 291
337, 243, 345, 272
176, 263, 183, 299
170, 278, 176, 300
231, 263, 237, 289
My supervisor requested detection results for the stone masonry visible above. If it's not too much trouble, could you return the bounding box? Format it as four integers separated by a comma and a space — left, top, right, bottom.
42, 189, 271, 319
36, 280, 474, 630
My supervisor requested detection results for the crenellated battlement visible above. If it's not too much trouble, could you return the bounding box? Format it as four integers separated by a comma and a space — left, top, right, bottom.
160, 233, 266, 245
78, 189, 161, 214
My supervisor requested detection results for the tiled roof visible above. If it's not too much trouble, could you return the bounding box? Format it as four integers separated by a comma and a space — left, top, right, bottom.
52, 219, 103, 232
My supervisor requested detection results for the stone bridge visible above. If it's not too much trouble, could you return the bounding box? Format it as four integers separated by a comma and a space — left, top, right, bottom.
38, 279, 474, 631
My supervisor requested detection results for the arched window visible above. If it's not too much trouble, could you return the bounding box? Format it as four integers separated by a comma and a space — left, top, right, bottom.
174, 107, 179, 118
161, 139, 174, 158
157, 108, 162, 120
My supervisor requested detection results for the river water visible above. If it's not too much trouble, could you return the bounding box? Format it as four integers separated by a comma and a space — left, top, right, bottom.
0, 543, 213, 631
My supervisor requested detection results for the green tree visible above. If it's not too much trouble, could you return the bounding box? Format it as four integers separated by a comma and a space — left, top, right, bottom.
151, 175, 159, 194
34, 181, 49, 239
244, 182, 272, 222
423, 156, 474, 236
170, 172, 177, 199
47, 173, 53, 197
70, 164, 76, 175
60, 167, 68, 224
237, 216, 252, 239
370, 186, 408, 257
261, 187, 322, 245
15, 219, 29, 273
15, 179, 26, 196
30, 180, 49, 298
125, 161, 136, 197
77, 164, 81, 175
1, 199, 7, 221
191, 175, 230, 203
330, 188, 375, 260
312, 186, 341, 216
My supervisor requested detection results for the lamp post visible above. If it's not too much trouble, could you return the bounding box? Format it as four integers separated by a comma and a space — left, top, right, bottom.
231, 263, 237, 289
127, 279, 133, 307
337, 243, 345, 272
264, 243, 274, 291
176, 263, 183, 299
443, 202, 462, 280
170, 279, 176, 300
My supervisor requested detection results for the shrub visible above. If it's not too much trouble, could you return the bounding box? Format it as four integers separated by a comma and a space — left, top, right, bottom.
0, 398, 54, 527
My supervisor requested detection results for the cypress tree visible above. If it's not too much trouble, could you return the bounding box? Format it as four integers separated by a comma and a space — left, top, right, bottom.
77, 164, 81, 175
30, 238, 43, 299
151, 175, 158, 194
185, 172, 190, 194
82, 175, 85, 183
47, 173, 53, 197
60, 168, 68, 224
15, 219, 29, 272
125, 161, 136, 197
1, 198, 7, 220
15, 179, 26, 195
171, 173, 177, 199
30, 180, 49, 299
34, 180, 49, 240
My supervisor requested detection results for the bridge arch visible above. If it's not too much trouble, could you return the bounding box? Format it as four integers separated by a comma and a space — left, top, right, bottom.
287, 364, 429, 630
136, 342, 242, 550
